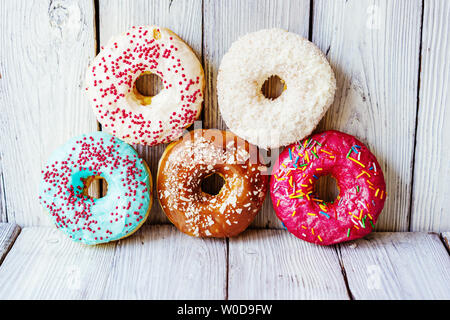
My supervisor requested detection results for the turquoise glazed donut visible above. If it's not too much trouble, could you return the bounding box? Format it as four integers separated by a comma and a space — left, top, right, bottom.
39, 132, 152, 245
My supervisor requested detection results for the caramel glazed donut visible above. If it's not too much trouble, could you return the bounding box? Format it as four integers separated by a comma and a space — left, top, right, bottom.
85, 26, 205, 146
157, 130, 269, 237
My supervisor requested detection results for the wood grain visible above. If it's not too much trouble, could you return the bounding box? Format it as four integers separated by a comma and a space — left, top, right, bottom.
0, 0, 98, 226
0, 225, 226, 299
0, 227, 117, 299
228, 229, 349, 299
339, 232, 450, 299
103, 225, 227, 299
0, 171, 6, 223
203, 0, 311, 228
0, 223, 20, 265
99, 0, 203, 224
410, 0, 450, 232
312, 0, 423, 231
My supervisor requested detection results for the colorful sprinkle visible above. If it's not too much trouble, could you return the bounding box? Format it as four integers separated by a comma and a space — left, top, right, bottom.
346, 149, 353, 158
319, 211, 330, 219
348, 157, 365, 167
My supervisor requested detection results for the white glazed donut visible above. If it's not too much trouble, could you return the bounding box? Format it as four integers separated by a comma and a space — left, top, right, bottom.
217, 28, 336, 149
85, 26, 204, 146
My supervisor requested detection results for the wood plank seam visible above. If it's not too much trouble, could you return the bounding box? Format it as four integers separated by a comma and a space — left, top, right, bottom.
0, 224, 21, 266
335, 245, 355, 300
94, 0, 101, 55
225, 238, 229, 300
308, 0, 314, 41
407, 0, 425, 231
0, 172, 7, 223
440, 233, 450, 254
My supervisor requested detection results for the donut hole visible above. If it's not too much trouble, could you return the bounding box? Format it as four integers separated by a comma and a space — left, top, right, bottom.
261, 75, 285, 100
201, 173, 225, 196
315, 175, 339, 203
134, 72, 163, 105
82, 176, 108, 199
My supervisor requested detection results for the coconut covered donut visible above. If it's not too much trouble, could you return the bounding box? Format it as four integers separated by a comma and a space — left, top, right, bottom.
157, 129, 268, 237
217, 28, 336, 149
85, 26, 204, 146
39, 132, 152, 245
270, 131, 386, 245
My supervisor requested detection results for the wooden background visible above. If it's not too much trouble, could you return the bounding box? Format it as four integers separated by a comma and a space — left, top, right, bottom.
1, 0, 449, 232
0, 0, 449, 300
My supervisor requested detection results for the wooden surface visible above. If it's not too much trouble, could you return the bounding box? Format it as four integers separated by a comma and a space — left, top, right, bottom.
103, 225, 227, 299
0, 223, 20, 265
339, 232, 450, 299
313, 0, 422, 231
410, 0, 450, 232
0, 225, 226, 300
228, 229, 349, 299
0, 0, 98, 226
0, 227, 117, 299
0, 227, 448, 299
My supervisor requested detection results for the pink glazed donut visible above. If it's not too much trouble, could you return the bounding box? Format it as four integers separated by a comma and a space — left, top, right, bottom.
270, 130, 386, 245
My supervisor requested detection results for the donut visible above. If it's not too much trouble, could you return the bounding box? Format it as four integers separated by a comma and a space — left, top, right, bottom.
270, 130, 386, 245
157, 129, 268, 237
217, 28, 336, 149
39, 132, 152, 245
85, 26, 204, 146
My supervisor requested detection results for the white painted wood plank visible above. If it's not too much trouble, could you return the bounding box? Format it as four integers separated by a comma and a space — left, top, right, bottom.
0, 223, 20, 265
203, 0, 311, 228
340, 232, 450, 299
99, 0, 203, 224
0, 0, 98, 226
103, 225, 227, 299
410, 0, 450, 232
0, 227, 116, 299
228, 229, 349, 299
312, 0, 422, 231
